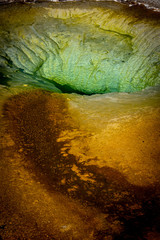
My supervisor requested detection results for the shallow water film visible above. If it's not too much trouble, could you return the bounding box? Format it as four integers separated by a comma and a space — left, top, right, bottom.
0, 2, 160, 240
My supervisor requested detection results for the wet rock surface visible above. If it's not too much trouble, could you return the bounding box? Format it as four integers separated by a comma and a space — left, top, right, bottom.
0, 0, 160, 11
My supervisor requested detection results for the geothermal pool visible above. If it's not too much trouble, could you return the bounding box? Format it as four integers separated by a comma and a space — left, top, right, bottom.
0, 1, 160, 240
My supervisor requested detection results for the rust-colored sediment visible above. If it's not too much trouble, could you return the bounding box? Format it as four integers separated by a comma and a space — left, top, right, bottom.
0, 90, 160, 240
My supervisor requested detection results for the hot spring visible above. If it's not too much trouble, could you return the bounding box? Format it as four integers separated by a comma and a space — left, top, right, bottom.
0, 1, 160, 240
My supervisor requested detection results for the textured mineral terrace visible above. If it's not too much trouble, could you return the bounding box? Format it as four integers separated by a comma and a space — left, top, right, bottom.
0, 2, 160, 94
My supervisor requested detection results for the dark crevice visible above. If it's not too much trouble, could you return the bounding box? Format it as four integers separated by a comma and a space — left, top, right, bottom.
0, 72, 10, 86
